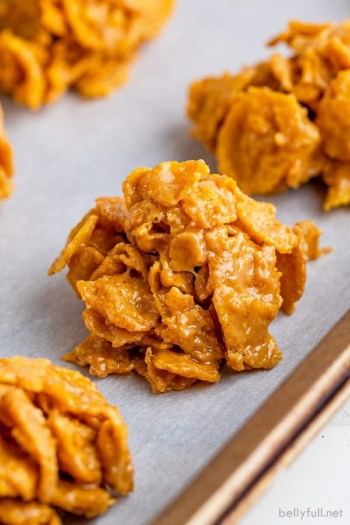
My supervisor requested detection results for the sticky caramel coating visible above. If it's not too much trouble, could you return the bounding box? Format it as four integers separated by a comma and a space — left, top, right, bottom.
0, 104, 14, 201
187, 19, 350, 209
0, 0, 175, 108
0, 356, 133, 523
50, 160, 324, 393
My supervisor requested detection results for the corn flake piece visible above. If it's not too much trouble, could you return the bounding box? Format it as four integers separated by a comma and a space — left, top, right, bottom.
133, 0, 176, 42
181, 174, 237, 228
95, 196, 127, 232
72, 51, 132, 98
91, 242, 149, 280
82, 308, 150, 348
267, 21, 340, 106
207, 230, 282, 370
123, 160, 208, 209
276, 220, 329, 314
276, 238, 307, 315
155, 287, 224, 364
77, 273, 159, 332
187, 70, 256, 150
96, 406, 133, 494
0, 437, 38, 501
55, 0, 138, 52
124, 201, 170, 252
51, 160, 325, 392
0, 387, 58, 502
48, 212, 99, 275
234, 187, 296, 254
217, 87, 321, 195
0, 30, 47, 109
0, 0, 42, 39
138, 348, 197, 394
0, 499, 62, 525
153, 350, 220, 382
49, 196, 128, 292
139, 347, 178, 394
158, 251, 194, 294
293, 220, 329, 259
66, 247, 105, 291
168, 231, 206, 272
64, 334, 134, 377
50, 480, 114, 518
47, 409, 102, 484
0, 355, 133, 518
267, 20, 333, 51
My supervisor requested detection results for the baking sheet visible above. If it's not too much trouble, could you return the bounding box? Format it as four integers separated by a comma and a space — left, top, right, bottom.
0, 1, 349, 524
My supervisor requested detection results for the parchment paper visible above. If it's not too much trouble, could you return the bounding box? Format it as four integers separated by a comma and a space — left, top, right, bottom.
0, 1, 349, 524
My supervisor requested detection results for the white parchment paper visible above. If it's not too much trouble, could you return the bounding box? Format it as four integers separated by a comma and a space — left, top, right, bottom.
0, 1, 349, 524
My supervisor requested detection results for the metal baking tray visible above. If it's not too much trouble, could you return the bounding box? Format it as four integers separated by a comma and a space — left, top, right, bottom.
0, 1, 349, 524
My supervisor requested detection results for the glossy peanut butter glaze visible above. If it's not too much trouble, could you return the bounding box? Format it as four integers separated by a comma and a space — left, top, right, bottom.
49, 160, 325, 393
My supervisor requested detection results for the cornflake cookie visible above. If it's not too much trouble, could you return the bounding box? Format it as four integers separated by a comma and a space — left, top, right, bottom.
0, 0, 175, 109
187, 19, 350, 210
0, 105, 14, 201
49, 160, 326, 394
0, 355, 133, 524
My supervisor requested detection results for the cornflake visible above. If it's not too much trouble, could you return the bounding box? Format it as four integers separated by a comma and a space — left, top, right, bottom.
0, 0, 175, 108
49, 160, 326, 393
0, 105, 14, 201
187, 19, 350, 210
0, 355, 133, 524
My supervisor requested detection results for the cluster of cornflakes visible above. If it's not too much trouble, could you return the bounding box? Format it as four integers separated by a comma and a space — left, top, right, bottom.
0, 0, 175, 109
0, 355, 133, 524
0, 105, 13, 201
49, 160, 325, 394
187, 20, 350, 210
